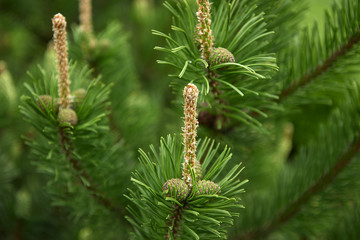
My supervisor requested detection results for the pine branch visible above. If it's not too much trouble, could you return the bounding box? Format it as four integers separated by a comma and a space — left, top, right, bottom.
235, 134, 360, 240
240, 0, 360, 129
166, 203, 185, 239
58, 126, 124, 214
70, 23, 157, 149
325, 198, 360, 239
126, 134, 246, 239
20, 59, 131, 232
279, 31, 360, 101
278, 0, 360, 103
154, 0, 278, 131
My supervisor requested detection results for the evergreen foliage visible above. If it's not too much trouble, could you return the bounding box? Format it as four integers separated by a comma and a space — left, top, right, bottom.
153, 0, 279, 131
232, 88, 360, 239
278, 0, 360, 106
20, 60, 132, 238
126, 135, 246, 239
70, 21, 161, 149
1, 0, 360, 239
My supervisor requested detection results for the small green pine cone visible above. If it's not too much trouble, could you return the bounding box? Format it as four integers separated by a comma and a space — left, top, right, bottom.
71, 88, 86, 109
58, 108, 78, 126
36, 95, 58, 113
162, 178, 189, 201
209, 47, 235, 66
197, 180, 221, 195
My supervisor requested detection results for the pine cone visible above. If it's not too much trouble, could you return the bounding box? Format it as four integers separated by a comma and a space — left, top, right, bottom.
162, 178, 189, 202
197, 180, 221, 195
58, 108, 78, 126
36, 95, 58, 113
209, 47, 235, 66
72, 88, 86, 109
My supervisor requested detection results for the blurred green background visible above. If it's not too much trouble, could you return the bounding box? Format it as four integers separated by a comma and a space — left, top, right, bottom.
0, 0, 334, 239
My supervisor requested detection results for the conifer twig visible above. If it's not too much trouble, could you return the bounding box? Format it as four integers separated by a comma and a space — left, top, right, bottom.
166, 203, 186, 240
163, 84, 202, 238
235, 135, 360, 240
52, 13, 125, 218
279, 31, 360, 101
244, 31, 360, 125
195, 0, 227, 129
58, 127, 125, 215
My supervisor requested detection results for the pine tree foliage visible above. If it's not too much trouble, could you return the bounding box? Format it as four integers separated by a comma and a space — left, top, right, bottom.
230, 85, 360, 239
278, 0, 360, 105
153, 0, 279, 131
249, 0, 305, 55
126, 134, 247, 239
221, 0, 360, 238
326, 197, 360, 240
70, 22, 138, 104
126, 83, 247, 239
1, 62, 76, 240
16, 3, 163, 236
19, 52, 131, 237
70, 21, 160, 149
3, 0, 360, 239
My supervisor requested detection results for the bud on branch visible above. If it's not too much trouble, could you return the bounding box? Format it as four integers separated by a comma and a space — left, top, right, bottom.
195, 0, 214, 61
52, 13, 71, 109
182, 83, 202, 187
79, 0, 93, 34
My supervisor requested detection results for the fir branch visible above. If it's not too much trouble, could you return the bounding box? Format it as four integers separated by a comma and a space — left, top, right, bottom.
57, 126, 124, 215
279, 31, 360, 101
235, 135, 360, 240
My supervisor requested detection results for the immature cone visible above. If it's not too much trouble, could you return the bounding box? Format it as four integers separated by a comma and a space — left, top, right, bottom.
209, 47, 235, 66
72, 88, 87, 109
36, 95, 58, 113
79, 0, 93, 34
52, 13, 71, 109
181, 84, 202, 187
162, 178, 189, 202
197, 180, 221, 195
58, 108, 78, 126
195, 0, 215, 61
